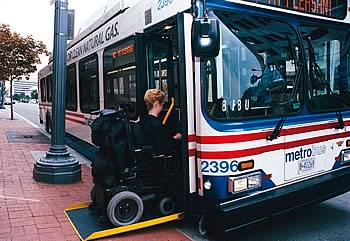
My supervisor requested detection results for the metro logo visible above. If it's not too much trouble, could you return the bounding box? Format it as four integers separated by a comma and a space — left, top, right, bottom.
285, 145, 326, 162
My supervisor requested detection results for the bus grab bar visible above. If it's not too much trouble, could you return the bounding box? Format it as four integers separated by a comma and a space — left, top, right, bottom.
162, 97, 175, 125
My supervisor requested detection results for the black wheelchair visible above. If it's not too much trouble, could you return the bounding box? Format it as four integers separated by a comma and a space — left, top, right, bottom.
88, 105, 181, 227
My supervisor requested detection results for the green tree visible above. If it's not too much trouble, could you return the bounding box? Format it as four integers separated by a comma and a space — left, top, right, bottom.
0, 24, 48, 119
19, 92, 25, 102
31, 89, 38, 102
12, 93, 20, 101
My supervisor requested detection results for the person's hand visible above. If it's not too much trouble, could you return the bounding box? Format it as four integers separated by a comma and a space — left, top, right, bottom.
173, 133, 182, 140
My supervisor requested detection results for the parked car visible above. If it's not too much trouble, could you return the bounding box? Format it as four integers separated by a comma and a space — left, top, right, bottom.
4, 98, 15, 105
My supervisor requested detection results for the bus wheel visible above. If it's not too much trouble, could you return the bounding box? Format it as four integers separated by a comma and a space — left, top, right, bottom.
45, 114, 51, 134
198, 214, 208, 236
107, 191, 143, 227
159, 197, 175, 216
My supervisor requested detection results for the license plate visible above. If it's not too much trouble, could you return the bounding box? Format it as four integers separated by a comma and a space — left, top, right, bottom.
298, 158, 315, 174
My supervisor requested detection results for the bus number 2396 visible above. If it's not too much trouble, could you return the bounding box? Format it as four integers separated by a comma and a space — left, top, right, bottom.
157, 0, 173, 10
202, 160, 238, 174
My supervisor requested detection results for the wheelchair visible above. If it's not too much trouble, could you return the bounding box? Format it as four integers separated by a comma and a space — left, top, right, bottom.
88, 105, 181, 227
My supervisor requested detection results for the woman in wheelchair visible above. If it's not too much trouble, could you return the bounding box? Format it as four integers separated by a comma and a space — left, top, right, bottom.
140, 89, 181, 155
89, 91, 182, 226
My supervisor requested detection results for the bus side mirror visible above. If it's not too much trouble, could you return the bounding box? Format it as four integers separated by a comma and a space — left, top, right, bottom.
192, 17, 220, 58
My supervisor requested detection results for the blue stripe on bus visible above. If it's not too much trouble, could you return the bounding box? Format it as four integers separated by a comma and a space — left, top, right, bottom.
201, 108, 350, 133
261, 170, 276, 190
202, 171, 276, 200
332, 160, 343, 170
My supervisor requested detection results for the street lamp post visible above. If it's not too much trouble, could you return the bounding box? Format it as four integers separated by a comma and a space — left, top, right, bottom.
33, 0, 81, 184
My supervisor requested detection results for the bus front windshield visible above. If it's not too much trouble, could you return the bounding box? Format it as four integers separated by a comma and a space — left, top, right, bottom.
205, 11, 302, 119
301, 25, 350, 111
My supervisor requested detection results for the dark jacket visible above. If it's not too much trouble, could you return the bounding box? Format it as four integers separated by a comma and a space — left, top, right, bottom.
140, 115, 175, 155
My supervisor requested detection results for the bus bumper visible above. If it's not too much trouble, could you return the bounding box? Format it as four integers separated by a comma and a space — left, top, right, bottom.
204, 166, 350, 232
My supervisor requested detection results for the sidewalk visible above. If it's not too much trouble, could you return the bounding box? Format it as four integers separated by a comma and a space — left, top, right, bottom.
0, 108, 191, 241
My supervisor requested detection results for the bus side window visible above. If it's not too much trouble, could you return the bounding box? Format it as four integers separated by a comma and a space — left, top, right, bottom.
103, 39, 137, 119
79, 53, 100, 113
66, 64, 77, 111
46, 75, 52, 102
40, 78, 46, 102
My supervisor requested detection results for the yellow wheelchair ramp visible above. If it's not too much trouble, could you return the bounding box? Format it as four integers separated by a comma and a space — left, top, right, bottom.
64, 202, 184, 241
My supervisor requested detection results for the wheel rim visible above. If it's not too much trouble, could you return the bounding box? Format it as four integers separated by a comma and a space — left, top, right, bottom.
163, 201, 173, 213
115, 199, 138, 223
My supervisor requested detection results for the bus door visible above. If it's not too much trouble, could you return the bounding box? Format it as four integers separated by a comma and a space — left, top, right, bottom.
146, 33, 180, 136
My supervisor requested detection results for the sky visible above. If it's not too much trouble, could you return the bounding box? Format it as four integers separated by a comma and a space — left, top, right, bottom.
0, 0, 114, 80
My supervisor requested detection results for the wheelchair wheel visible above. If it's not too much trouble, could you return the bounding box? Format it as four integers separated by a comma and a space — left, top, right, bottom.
159, 197, 175, 216
107, 191, 144, 226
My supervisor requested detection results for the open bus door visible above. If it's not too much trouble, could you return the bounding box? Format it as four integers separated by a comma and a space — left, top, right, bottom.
141, 18, 186, 210
138, 12, 195, 222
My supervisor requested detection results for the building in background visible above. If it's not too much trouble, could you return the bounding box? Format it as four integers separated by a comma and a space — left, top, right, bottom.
12, 79, 38, 96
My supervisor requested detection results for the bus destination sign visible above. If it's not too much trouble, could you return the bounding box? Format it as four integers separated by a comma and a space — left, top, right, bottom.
242, 0, 347, 19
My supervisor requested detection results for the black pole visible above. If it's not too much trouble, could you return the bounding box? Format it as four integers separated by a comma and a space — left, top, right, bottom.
33, 0, 81, 184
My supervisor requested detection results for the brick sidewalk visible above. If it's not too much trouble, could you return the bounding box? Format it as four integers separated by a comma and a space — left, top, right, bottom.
0, 108, 190, 241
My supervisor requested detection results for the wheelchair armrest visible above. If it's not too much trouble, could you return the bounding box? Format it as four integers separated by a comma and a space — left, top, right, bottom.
133, 145, 155, 153
141, 145, 154, 151
151, 154, 173, 159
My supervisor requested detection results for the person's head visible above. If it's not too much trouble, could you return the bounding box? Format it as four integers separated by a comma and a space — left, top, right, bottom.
144, 89, 165, 116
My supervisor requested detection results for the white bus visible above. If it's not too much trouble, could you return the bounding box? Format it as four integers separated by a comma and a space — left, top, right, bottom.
39, 0, 350, 232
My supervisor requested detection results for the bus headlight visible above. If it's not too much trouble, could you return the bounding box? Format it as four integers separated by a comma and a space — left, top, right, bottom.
248, 173, 262, 189
232, 177, 247, 192
341, 149, 350, 163
228, 172, 262, 193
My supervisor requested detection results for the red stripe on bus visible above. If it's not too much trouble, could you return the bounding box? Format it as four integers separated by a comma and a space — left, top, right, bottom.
188, 134, 196, 142
197, 121, 350, 144
188, 148, 196, 157
198, 131, 350, 159
39, 103, 52, 107
66, 117, 85, 125
66, 112, 85, 118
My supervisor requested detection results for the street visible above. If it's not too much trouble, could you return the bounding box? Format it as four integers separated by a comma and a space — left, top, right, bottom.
12, 103, 350, 241
12, 102, 40, 127
178, 192, 350, 241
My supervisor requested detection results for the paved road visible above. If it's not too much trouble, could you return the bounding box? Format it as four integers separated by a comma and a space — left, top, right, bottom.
178, 191, 350, 241
12, 102, 41, 127
12, 103, 350, 241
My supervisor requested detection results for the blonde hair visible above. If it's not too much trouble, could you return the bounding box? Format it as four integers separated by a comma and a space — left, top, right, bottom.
144, 89, 165, 111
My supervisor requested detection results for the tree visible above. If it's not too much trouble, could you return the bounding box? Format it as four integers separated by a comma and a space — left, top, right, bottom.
0, 24, 48, 119
31, 89, 38, 102
19, 92, 26, 102
12, 93, 20, 101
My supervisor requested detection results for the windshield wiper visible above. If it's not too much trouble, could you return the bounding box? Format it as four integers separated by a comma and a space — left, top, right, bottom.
266, 63, 303, 140
307, 37, 344, 129
266, 36, 302, 141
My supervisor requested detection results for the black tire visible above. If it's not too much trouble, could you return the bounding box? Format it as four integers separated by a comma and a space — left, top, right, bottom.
107, 191, 143, 226
45, 114, 51, 134
198, 214, 208, 236
159, 197, 175, 216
